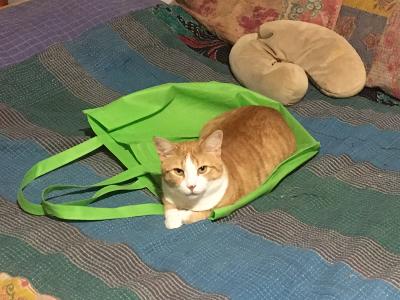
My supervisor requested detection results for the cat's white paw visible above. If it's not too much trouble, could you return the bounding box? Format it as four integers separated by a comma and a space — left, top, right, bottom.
164, 209, 190, 229
165, 218, 183, 229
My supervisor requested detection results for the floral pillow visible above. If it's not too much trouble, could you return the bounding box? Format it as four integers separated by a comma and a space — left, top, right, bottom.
175, 0, 343, 43
367, 3, 400, 99
334, 0, 400, 100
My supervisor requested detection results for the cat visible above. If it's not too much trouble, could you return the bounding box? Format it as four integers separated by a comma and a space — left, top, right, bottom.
153, 105, 296, 229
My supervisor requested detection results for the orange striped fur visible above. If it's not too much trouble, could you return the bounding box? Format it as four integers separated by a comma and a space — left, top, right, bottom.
154, 106, 296, 229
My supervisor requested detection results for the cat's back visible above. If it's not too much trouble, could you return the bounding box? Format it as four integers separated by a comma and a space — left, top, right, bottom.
201, 105, 296, 205
202, 105, 295, 156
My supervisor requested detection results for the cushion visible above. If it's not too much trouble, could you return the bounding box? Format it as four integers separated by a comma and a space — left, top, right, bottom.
367, 3, 400, 99
175, 0, 343, 43
230, 20, 366, 105
334, 0, 400, 100
229, 33, 309, 105
334, 1, 390, 72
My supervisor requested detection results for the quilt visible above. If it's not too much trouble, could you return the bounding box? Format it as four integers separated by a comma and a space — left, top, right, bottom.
1, 1, 400, 299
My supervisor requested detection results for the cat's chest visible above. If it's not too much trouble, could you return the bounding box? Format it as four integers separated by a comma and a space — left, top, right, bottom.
162, 176, 229, 211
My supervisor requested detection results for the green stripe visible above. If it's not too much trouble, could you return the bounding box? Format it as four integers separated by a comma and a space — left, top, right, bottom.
130, 9, 234, 78
0, 56, 94, 136
251, 169, 400, 253
0, 234, 139, 300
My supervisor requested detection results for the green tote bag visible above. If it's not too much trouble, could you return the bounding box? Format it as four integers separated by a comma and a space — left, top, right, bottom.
18, 82, 320, 221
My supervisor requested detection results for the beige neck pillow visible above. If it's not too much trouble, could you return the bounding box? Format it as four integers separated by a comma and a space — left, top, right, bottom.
230, 20, 366, 105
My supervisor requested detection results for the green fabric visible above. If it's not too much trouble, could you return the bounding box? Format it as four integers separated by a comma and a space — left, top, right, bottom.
0, 234, 139, 300
18, 82, 319, 221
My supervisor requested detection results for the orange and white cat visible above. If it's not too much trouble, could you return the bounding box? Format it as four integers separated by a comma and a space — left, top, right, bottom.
154, 105, 296, 229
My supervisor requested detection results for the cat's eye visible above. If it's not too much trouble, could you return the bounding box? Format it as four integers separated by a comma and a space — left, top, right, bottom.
198, 165, 208, 174
173, 168, 184, 176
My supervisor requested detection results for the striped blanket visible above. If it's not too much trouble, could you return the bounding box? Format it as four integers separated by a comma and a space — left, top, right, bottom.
1, 1, 400, 299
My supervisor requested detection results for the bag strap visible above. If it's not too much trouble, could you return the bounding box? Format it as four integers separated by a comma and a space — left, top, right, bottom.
18, 137, 164, 220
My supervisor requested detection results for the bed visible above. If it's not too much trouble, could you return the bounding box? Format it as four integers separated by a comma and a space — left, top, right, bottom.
1, 0, 400, 299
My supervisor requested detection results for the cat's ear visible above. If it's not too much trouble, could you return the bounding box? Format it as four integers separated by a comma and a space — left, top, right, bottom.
201, 130, 223, 154
153, 137, 176, 158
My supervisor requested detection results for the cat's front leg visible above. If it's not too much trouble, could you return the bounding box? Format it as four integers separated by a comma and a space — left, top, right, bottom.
182, 210, 212, 225
163, 200, 191, 229
165, 208, 192, 229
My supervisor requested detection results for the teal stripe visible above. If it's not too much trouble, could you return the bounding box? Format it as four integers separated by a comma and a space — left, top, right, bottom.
251, 168, 400, 253
0, 234, 138, 300
64, 24, 186, 94
131, 9, 234, 77
0, 57, 93, 136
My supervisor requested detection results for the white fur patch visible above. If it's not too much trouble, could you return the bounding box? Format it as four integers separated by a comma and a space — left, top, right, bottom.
182, 155, 207, 195
163, 155, 228, 212
164, 208, 191, 229
190, 173, 228, 211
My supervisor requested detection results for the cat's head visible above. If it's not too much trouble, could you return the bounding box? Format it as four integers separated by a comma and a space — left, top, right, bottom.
153, 130, 225, 198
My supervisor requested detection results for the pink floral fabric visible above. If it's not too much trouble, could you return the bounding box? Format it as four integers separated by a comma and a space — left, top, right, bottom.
176, 0, 343, 43
334, 4, 388, 72
367, 4, 400, 98
283, 0, 342, 29
238, 6, 280, 34
333, 1, 400, 99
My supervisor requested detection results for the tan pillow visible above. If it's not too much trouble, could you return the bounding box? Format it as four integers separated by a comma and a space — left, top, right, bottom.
230, 20, 366, 105
229, 33, 308, 105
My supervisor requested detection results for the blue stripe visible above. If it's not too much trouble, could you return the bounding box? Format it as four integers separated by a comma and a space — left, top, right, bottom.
2, 136, 400, 299
63, 24, 186, 94
293, 113, 400, 171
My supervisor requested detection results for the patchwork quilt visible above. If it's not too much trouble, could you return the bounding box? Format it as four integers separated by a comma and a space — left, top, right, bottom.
1, 1, 400, 299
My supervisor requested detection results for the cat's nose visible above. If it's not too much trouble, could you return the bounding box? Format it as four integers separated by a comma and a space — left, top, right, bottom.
187, 184, 196, 191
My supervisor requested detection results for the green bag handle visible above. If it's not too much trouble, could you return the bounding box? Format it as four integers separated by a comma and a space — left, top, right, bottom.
17, 136, 164, 220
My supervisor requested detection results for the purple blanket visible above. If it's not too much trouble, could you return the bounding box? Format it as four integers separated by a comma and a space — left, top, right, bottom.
0, 0, 159, 68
